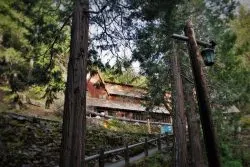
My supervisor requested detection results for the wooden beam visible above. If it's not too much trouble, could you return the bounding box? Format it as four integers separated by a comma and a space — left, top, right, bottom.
172, 34, 213, 48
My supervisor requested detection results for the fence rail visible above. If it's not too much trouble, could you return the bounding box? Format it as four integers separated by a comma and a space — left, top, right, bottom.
84, 134, 171, 167
87, 111, 171, 125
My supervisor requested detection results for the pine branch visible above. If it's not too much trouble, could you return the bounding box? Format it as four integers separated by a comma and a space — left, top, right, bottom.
44, 13, 72, 71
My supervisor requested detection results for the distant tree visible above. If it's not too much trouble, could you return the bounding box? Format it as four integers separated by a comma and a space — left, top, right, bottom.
208, 5, 250, 112
102, 67, 147, 87
0, 0, 71, 107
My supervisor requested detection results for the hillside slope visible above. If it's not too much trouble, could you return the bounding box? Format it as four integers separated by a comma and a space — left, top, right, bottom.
0, 112, 155, 167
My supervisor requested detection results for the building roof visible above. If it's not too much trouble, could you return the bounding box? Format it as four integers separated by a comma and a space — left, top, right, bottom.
87, 70, 171, 114
225, 105, 241, 114
86, 97, 170, 114
105, 82, 146, 98
88, 70, 147, 99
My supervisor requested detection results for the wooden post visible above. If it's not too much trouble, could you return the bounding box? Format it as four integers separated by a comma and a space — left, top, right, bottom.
184, 20, 221, 167
157, 135, 162, 151
99, 148, 105, 167
144, 138, 148, 157
124, 143, 129, 167
165, 134, 169, 151
147, 118, 152, 134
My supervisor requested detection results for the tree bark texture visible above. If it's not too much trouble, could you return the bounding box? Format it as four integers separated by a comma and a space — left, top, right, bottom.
184, 20, 221, 167
170, 49, 188, 167
183, 81, 206, 167
60, 0, 89, 167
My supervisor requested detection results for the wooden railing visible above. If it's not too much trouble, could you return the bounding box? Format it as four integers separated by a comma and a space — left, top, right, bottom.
87, 110, 171, 125
84, 134, 171, 167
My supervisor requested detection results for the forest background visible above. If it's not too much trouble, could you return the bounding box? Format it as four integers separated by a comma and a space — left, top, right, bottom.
0, 0, 250, 166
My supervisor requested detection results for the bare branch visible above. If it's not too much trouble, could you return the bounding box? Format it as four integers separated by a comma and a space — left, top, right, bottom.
88, 4, 107, 14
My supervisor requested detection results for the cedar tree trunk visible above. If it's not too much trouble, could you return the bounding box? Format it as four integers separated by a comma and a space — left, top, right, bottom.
60, 0, 89, 167
170, 51, 188, 167
184, 20, 221, 167
184, 83, 206, 167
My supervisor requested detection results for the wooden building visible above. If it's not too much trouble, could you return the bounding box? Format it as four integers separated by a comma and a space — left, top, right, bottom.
86, 71, 171, 123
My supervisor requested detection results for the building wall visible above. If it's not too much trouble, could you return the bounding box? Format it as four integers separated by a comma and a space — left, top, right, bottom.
87, 73, 171, 123
87, 74, 108, 99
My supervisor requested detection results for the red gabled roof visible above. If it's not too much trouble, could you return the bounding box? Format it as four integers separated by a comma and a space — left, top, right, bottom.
88, 70, 146, 99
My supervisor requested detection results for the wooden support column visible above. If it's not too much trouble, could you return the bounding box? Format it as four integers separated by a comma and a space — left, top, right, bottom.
124, 143, 129, 167
157, 135, 162, 151
184, 20, 221, 167
99, 148, 105, 167
144, 138, 148, 157
165, 134, 169, 151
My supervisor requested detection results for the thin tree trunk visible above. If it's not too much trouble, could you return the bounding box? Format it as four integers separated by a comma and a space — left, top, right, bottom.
183, 82, 206, 167
170, 48, 188, 167
60, 0, 89, 167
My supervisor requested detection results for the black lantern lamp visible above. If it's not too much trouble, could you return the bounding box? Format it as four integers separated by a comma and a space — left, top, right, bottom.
201, 40, 216, 66
201, 48, 215, 66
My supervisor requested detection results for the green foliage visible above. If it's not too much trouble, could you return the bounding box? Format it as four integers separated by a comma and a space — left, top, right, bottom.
42, 66, 65, 108
223, 160, 242, 167
207, 9, 250, 167
231, 6, 250, 50
105, 119, 160, 134
26, 85, 45, 100
209, 6, 250, 108
102, 68, 147, 87
221, 142, 242, 167
0, 0, 72, 105
240, 116, 250, 128
213, 108, 245, 167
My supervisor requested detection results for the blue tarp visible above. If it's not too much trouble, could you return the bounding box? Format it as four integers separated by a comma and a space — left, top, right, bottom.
161, 125, 173, 134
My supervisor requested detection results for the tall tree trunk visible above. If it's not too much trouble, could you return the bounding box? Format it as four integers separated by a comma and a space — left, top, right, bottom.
170, 49, 188, 167
183, 81, 206, 167
60, 0, 89, 167
184, 20, 221, 167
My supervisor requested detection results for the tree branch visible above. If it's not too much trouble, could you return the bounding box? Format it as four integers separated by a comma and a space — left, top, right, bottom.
43, 13, 72, 71
181, 74, 194, 85
88, 4, 107, 14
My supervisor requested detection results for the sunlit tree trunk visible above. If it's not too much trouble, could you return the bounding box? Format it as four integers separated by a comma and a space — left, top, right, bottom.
60, 0, 89, 167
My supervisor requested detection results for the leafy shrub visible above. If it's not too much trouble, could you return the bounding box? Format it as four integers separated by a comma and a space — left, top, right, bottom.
223, 160, 242, 167
105, 119, 160, 134
240, 116, 250, 128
